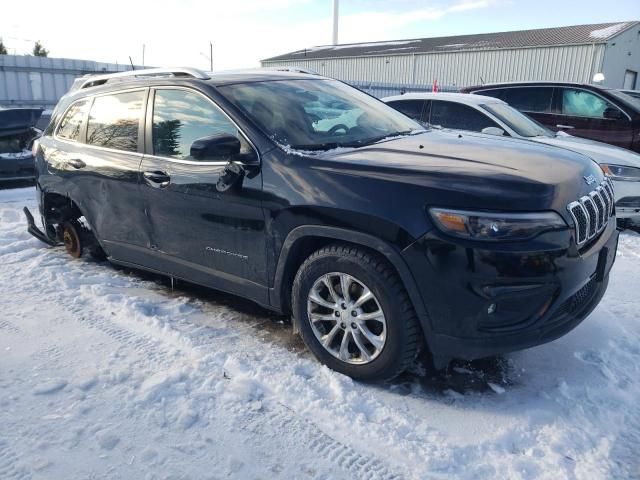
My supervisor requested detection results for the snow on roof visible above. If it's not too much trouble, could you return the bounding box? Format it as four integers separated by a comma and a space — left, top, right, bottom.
589, 22, 631, 39
263, 22, 639, 62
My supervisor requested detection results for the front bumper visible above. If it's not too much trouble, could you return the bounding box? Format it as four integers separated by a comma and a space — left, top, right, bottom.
403, 219, 619, 361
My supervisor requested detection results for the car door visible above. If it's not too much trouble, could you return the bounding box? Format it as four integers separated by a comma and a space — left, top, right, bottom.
552, 87, 634, 149
139, 87, 268, 303
428, 100, 503, 133
47, 90, 150, 260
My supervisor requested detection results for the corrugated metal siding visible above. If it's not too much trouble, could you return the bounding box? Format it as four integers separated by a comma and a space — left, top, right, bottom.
262, 44, 606, 90
0, 55, 138, 109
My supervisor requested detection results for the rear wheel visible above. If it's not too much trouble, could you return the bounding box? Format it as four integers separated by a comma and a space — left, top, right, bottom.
62, 221, 83, 258
292, 244, 421, 381
60, 220, 105, 260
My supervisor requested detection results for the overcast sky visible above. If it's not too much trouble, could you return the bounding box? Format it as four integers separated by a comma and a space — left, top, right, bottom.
1, 0, 639, 70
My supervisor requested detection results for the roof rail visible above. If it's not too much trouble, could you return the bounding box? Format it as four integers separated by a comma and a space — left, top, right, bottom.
264, 66, 320, 75
75, 67, 210, 90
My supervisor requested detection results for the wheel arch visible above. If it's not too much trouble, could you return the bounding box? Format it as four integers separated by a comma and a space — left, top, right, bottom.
270, 225, 431, 340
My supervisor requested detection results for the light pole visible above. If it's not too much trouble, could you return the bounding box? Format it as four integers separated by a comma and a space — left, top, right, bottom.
332, 0, 339, 45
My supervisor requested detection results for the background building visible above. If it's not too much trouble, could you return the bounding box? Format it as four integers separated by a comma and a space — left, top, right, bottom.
0, 55, 140, 110
261, 22, 640, 97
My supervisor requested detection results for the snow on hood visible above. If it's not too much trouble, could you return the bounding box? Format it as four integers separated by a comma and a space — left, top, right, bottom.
533, 135, 640, 169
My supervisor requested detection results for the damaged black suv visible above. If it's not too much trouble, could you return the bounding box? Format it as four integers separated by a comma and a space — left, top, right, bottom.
26, 68, 619, 380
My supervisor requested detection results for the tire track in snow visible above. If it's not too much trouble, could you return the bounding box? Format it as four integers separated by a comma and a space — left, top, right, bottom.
0, 441, 31, 480
61, 274, 404, 479
238, 403, 404, 480
0, 318, 21, 335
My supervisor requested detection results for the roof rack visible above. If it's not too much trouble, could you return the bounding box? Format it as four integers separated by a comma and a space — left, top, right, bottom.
264, 66, 320, 75
74, 67, 210, 90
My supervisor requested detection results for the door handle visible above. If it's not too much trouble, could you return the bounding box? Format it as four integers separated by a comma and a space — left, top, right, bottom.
143, 170, 171, 188
67, 158, 86, 169
556, 124, 575, 130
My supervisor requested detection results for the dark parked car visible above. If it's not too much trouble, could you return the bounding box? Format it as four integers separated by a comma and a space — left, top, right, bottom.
0, 108, 43, 182
25, 68, 618, 380
461, 82, 640, 153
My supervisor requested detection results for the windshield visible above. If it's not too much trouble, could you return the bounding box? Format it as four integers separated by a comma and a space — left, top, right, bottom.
218, 79, 423, 151
481, 103, 553, 138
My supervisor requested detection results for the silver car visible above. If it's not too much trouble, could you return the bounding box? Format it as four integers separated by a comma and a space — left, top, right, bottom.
384, 92, 640, 225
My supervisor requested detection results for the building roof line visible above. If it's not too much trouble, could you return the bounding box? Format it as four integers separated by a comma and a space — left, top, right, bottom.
262, 21, 639, 62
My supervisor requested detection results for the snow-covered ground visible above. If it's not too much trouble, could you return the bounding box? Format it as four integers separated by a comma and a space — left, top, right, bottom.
1, 187, 639, 480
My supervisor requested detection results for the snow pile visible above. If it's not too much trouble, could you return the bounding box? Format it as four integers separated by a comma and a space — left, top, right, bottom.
0, 186, 639, 479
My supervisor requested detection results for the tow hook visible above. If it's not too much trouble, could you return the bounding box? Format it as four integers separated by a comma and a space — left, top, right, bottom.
23, 207, 57, 246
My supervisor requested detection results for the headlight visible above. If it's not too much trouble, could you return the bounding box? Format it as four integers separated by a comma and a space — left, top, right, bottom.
601, 164, 640, 181
429, 208, 567, 241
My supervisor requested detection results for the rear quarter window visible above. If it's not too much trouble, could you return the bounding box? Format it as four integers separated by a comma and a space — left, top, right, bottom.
57, 100, 89, 141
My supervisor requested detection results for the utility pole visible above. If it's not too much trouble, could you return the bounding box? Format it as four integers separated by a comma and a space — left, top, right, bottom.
209, 41, 213, 71
332, 0, 339, 45
142, 44, 145, 67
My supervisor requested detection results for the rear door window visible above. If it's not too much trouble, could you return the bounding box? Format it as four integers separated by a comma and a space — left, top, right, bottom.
430, 101, 499, 132
386, 100, 426, 122
503, 87, 553, 113
87, 91, 144, 152
57, 100, 89, 141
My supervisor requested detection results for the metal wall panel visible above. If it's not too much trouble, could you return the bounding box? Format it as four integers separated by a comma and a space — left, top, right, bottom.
262, 44, 607, 91
0, 55, 139, 110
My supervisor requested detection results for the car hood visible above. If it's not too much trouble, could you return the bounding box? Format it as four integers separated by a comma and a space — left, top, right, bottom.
531, 135, 640, 169
310, 130, 603, 215
0, 108, 43, 136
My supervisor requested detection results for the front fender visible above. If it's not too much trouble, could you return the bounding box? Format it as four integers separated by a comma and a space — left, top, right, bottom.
270, 225, 431, 344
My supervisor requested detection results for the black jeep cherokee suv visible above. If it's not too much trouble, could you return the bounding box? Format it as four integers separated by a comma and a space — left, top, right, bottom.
26, 68, 619, 381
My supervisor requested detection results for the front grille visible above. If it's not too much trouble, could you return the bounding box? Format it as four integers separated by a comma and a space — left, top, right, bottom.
567, 178, 614, 246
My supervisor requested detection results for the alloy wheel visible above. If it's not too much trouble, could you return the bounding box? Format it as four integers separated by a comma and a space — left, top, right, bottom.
307, 272, 387, 364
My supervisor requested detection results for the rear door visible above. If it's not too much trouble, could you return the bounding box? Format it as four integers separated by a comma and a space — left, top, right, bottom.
139, 87, 268, 302
82, 89, 150, 258
552, 87, 634, 148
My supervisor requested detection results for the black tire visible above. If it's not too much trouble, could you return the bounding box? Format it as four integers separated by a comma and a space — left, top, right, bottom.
292, 243, 421, 381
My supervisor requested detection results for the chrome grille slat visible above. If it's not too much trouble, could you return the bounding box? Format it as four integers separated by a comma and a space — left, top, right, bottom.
566, 179, 612, 246
590, 191, 605, 231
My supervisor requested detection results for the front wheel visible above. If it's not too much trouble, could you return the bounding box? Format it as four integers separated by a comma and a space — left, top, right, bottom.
292, 244, 421, 381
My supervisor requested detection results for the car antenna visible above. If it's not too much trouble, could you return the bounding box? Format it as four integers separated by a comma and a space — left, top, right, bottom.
129, 56, 135, 71
479, 76, 485, 85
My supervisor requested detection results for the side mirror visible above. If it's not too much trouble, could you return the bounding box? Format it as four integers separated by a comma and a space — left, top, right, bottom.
481, 126, 506, 136
190, 134, 241, 161
603, 107, 624, 121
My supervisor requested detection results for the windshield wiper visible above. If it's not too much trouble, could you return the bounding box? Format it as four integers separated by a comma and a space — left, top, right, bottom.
340, 130, 418, 148
288, 142, 340, 151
